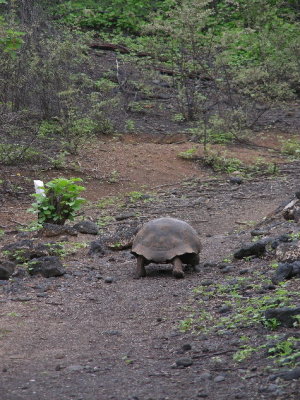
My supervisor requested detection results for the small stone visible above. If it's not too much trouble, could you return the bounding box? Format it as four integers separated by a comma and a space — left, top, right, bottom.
197, 393, 208, 398
0, 261, 16, 280
259, 384, 281, 393
175, 357, 193, 368
104, 277, 114, 283
251, 229, 270, 237
88, 240, 105, 256
12, 297, 33, 302
220, 265, 234, 273
229, 176, 243, 185
181, 343, 192, 352
12, 267, 26, 278
239, 268, 249, 275
214, 375, 225, 382
103, 330, 121, 336
218, 305, 232, 314
67, 364, 84, 372
203, 262, 218, 268
115, 212, 136, 221
262, 284, 276, 290
197, 372, 212, 381
201, 280, 214, 286
73, 221, 99, 235
2, 367, 7, 372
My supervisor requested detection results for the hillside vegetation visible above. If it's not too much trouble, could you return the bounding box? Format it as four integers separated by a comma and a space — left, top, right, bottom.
0, 0, 299, 166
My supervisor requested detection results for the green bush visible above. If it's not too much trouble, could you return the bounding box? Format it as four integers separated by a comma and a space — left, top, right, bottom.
51, 0, 173, 33
28, 178, 86, 225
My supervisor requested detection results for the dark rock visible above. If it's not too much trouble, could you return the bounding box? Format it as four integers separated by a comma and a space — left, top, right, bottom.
104, 277, 114, 283
201, 280, 214, 286
277, 234, 293, 243
197, 372, 212, 381
234, 241, 266, 259
272, 261, 300, 283
202, 262, 218, 268
35, 242, 64, 257
103, 330, 121, 336
229, 177, 243, 185
175, 357, 193, 368
104, 223, 139, 250
12, 296, 33, 302
251, 229, 270, 237
12, 267, 26, 278
73, 221, 99, 235
28, 256, 65, 278
264, 306, 300, 328
0, 261, 15, 280
259, 384, 282, 393
88, 240, 105, 256
220, 265, 234, 273
39, 223, 78, 237
276, 241, 300, 262
37, 293, 48, 298
2, 240, 34, 262
239, 268, 249, 275
197, 393, 208, 398
275, 367, 300, 380
262, 284, 276, 290
115, 212, 136, 221
2, 239, 34, 252
218, 304, 232, 314
181, 343, 192, 352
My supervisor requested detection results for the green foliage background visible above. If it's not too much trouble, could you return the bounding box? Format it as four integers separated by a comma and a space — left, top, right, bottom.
0, 0, 299, 165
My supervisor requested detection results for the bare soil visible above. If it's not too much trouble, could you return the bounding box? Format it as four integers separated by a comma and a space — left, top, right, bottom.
1, 129, 300, 400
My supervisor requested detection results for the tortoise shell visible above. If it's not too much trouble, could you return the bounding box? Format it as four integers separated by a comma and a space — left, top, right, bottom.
131, 217, 201, 263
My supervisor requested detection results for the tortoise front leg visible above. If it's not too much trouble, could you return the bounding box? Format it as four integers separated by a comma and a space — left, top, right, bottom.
134, 255, 147, 279
172, 256, 184, 279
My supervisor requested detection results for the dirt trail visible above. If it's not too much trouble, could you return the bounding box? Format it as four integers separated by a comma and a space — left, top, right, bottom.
0, 139, 300, 400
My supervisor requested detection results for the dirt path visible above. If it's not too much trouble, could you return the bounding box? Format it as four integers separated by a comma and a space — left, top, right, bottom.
0, 139, 300, 400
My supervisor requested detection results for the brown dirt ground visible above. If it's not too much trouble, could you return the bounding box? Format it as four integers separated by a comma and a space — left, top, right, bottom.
0, 133, 300, 400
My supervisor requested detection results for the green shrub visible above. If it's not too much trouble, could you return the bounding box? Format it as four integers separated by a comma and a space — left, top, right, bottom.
281, 137, 300, 158
0, 143, 42, 165
28, 178, 86, 225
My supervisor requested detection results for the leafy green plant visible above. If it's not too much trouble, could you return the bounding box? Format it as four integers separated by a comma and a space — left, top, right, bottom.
125, 119, 136, 132
203, 151, 245, 174
233, 345, 257, 362
281, 137, 300, 158
263, 317, 281, 330
127, 191, 145, 202
28, 178, 85, 225
97, 196, 122, 209
177, 147, 198, 160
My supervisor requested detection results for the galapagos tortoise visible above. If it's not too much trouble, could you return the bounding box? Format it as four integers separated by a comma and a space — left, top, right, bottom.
131, 217, 201, 279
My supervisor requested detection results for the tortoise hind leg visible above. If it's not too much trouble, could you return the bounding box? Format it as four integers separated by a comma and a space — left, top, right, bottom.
134, 255, 147, 279
172, 256, 184, 279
